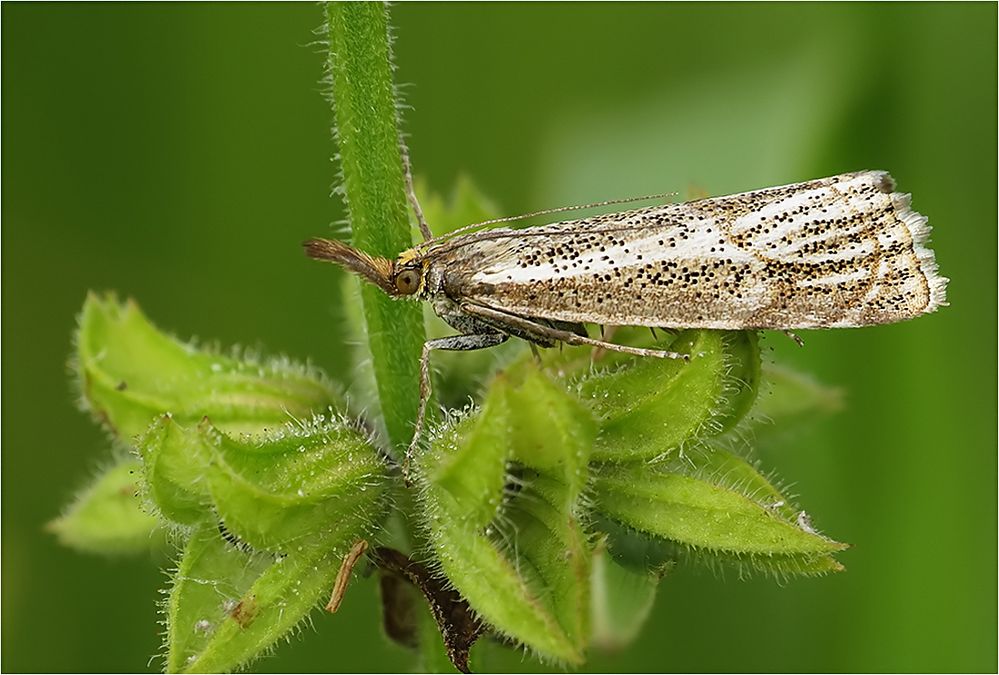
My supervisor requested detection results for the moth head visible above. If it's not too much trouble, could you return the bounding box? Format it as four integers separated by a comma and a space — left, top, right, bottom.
304, 238, 426, 298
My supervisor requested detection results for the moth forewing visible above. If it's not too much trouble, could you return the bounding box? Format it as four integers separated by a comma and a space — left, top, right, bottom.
429, 171, 947, 331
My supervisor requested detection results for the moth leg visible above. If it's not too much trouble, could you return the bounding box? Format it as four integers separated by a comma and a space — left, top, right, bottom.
400, 142, 433, 242
593, 325, 620, 361
407, 332, 509, 480
548, 319, 588, 338
782, 330, 805, 347
460, 302, 688, 361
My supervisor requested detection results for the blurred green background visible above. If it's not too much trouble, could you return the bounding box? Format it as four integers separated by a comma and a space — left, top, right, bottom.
3, 3, 995, 672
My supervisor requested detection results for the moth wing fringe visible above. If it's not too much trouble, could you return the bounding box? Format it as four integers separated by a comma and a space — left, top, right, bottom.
888, 190, 948, 313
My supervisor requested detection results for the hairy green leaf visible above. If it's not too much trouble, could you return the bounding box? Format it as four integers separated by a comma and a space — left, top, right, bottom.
589, 541, 661, 651
200, 417, 385, 550
593, 515, 675, 575
48, 458, 164, 555
418, 364, 596, 664
577, 329, 760, 461
593, 446, 846, 577
75, 293, 341, 440
750, 361, 843, 448
137, 416, 214, 525
139, 414, 386, 549
709, 331, 762, 433
426, 388, 510, 530
417, 174, 502, 239
165, 522, 367, 673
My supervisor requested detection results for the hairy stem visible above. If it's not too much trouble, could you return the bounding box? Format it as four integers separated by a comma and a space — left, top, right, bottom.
324, 2, 427, 452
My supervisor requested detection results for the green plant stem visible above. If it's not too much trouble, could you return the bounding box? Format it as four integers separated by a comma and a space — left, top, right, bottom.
325, 4, 452, 669
325, 2, 427, 452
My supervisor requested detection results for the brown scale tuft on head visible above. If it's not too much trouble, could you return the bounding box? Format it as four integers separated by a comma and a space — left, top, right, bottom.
303, 238, 397, 295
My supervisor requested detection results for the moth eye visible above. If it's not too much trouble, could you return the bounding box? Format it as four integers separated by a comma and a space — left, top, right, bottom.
395, 269, 420, 295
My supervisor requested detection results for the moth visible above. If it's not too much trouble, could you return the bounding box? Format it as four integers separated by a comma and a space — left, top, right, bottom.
306, 170, 947, 457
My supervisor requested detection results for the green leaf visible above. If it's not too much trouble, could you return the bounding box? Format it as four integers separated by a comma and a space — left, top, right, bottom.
504, 360, 596, 487
576, 329, 760, 462
593, 514, 674, 575
139, 414, 387, 549
137, 416, 214, 525
201, 417, 386, 550
589, 540, 662, 651
75, 293, 342, 440
593, 446, 847, 577
165, 522, 367, 673
418, 364, 596, 665
750, 361, 843, 448
416, 174, 502, 239
425, 386, 510, 530
48, 458, 164, 555
710, 331, 762, 433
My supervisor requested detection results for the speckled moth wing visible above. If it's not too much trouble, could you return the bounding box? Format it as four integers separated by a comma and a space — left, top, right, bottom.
437, 171, 947, 330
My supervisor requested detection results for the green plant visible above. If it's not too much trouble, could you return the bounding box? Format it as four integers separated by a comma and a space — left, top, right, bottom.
51, 4, 846, 673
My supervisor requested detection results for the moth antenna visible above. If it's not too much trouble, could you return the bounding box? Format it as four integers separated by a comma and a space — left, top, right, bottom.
418, 191, 679, 248
400, 143, 433, 242
303, 238, 397, 296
